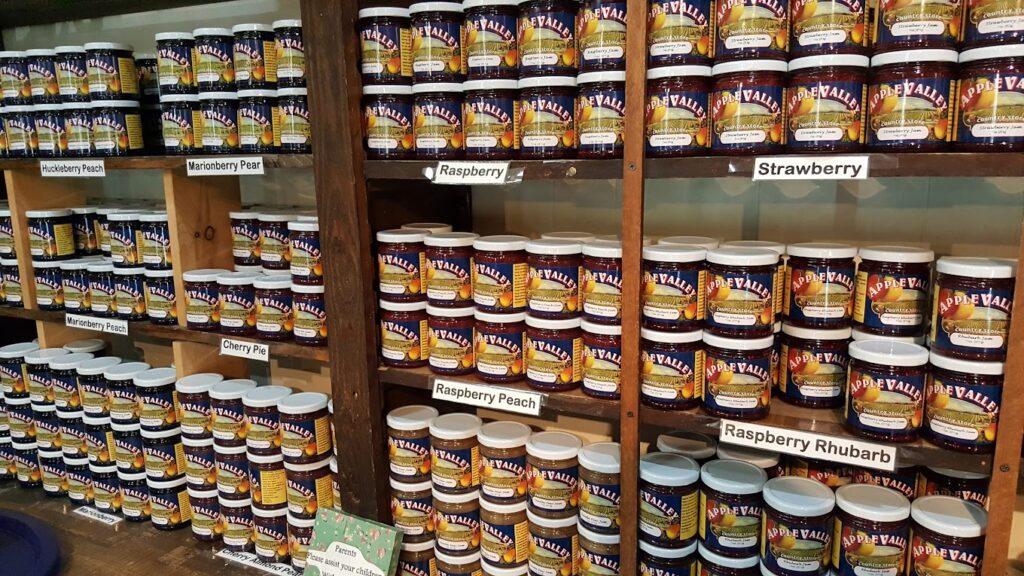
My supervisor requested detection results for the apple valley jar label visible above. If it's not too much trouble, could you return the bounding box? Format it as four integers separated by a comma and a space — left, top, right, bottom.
432, 445, 480, 490
786, 81, 866, 149
578, 2, 628, 68
518, 93, 576, 154
644, 266, 706, 323
158, 45, 195, 88
833, 516, 908, 576
529, 533, 580, 576
702, 356, 773, 414
873, 0, 963, 47
583, 341, 622, 396
965, 0, 1024, 43
475, 330, 526, 379
412, 22, 465, 79
578, 85, 626, 153
392, 491, 433, 535
57, 59, 89, 98
711, 85, 785, 151
582, 267, 623, 320
427, 252, 473, 303
415, 98, 465, 153
931, 286, 1012, 353
908, 532, 982, 576
466, 13, 518, 75
645, 88, 711, 154
642, 348, 704, 406
526, 333, 582, 387
87, 55, 138, 97
201, 105, 240, 150
956, 72, 1024, 145
239, 101, 279, 149
706, 270, 774, 328
779, 344, 849, 402
474, 259, 527, 311
235, 37, 277, 84
381, 316, 428, 364
641, 486, 698, 544
361, 23, 413, 78
647, 0, 713, 63
427, 324, 474, 372
197, 39, 236, 85
715, 0, 789, 56
868, 78, 954, 146
528, 263, 581, 315
854, 271, 930, 331
366, 99, 415, 152
846, 368, 925, 439
481, 516, 529, 565
65, 109, 93, 153
379, 248, 426, 296
926, 376, 1000, 450
480, 452, 527, 501
700, 497, 761, 552
464, 94, 517, 154
389, 433, 431, 479
434, 508, 481, 554
785, 265, 856, 322
527, 460, 578, 512
36, 115, 67, 155
518, 10, 577, 73
761, 515, 832, 574
1, 63, 30, 101
791, 0, 867, 50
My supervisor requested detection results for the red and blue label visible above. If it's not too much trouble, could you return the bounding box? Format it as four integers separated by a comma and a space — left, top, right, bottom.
932, 285, 1012, 357
582, 341, 622, 399
412, 20, 464, 83
464, 92, 516, 156
711, 84, 785, 152
714, 0, 788, 60
645, 86, 711, 155
851, 467, 916, 500
868, 77, 953, 147
787, 80, 866, 151
398, 558, 435, 576
144, 438, 184, 480
185, 447, 216, 490
365, 98, 413, 158
641, 345, 701, 408
847, 367, 925, 441
700, 497, 761, 554
578, 84, 626, 155
138, 387, 177, 431
703, 355, 772, 418
431, 445, 478, 492
579, 476, 621, 533
909, 532, 982, 576
925, 374, 1001, 451
466, 12, 518, 79
781, 347, 849, 404
519, 8, 577, 76
706, 269, 774, 331
427, 324, 474, 375
761, 515, 832, 576
525, 333, 581, 390
642, 263, 704, 328
414, 95, 463, 155
834, 518, 907, 576
518, 93, 575, 155
527, 262, 580, 318
527, 461, 578, 512
957, 71, 1024, 146
854, 270, 930, 335
578, 1, 628, 70
964, 0, 1024, 45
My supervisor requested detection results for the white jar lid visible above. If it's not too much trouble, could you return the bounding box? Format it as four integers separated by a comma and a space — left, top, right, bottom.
526, 430, 582, 460
475, 310, 527, 324
272, 19, 302, 28
781, 323, 852, 341
133, 367, 177, 388
643, 244, 706, 263
763, 476, 835, 517
24, 348, 69, 364
641, 328, 702, 344
526, 315, 581, 331
911, 495, 987, 538
540, 232, 596, 242
278, 392, 329, 415
402, 222, 453, 234
432, 488, 479, 505
118, 470, 148, 482
357, 7, 410, 18
427, 304, 475, 319
218, 496, 253, 511
55, 45, 87, 53
377, 229, 428, 244
848, 340, 929, 367
48, 353, 94, 371
0, 51, 26, 58
285, 457, 332, 474
700, 543, 760, 569
527, 509, 577, 529
936, 256, 1017, 279
257, 211, 297, 223
217, 271, 257, 286
238, 89, 279, 99
6, 396, 31, 406
835, 484, 910, 522
700, 459, 767, 495
464, 79, 519, 92
213, 442, 246, 454
155, 32, 194, 41
713, 59, 788, 76
287, 513, 318, 528
280, 87, 310, 99
193, 27, 233, 36
181, 435, 213, 447
518, 76, 577, 90
858, 245, 935, 264
578, 523, 620, 546
247, 451, 283, 464
925, 466, 989, 480
430, 412, 482, 440
34, 404, 56, 414
89, 464, 119, 474
175, 373, 224, 394
0, 342, 39, 359
87, 262, 114, 273
76, 356, 122, 376
474, 235, 529, 252
379, 299, 427, 313
232, 23, 273, 33
69, 206, 98, 215
929, 350, 1003, 376
526, 239, 582, 256
93, 100, 140, 109
577, 71, 626, 84
582, 319, 621, 336
578, 442, 620, 474
788, 54, 869, 72
786, 242, 857, 259
292, 283, 325, 294
0, 259, 17, 266
106, 211, 144, 222
871, 49, 958, 68
409, 1, 464, 13
229, 210, 260, 220
479, 499, 527, 520
34, 103, 64, 112
183, 268, 230, 282
112, 266, 146, 276
850, 327, 925, 346
389, 477, 431, 493
412, 82, 464, 94
639, 452, 699, 486
103, 361, 151, 381
721, 240, 786, 255
135, 53, 157, 60
707, 247, 778, 266
640, 538, 698, 559
703, 332, 774, 351
478, 421, 532, 449
56, 259, 90, 272
960, 44, 1024, 63
582, 240, 622, 259
110, 420, 140, 432
716, 444, 780, 469
33, 260, 63, 270
84, 42, 134, 52
464, 0, 520, 7
140, 426, 182, 440
647, 65, 712, 80
26, 209, 73, 219
242, 385, 293, 408
423, 232, 478, 248
656, 432, 717, 460
209, 379, 258, 400
387, 405, 440, 431
198, 92, 238, 101
145, 269, 175, 279
436, 550, 483, 568
253, 275, 292, 290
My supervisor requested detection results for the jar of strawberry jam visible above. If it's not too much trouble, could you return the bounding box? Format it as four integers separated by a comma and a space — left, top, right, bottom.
778, 324, 851, 409
380, 300, 429, 368
526, 239, 582, 320
581, 320, 621, 400
710, 60, 787, 155
517, 76, 577, 159
577, 71, 626, 159
956, 46, 1024, 152
413, 83, 465, 159
427, 305, 476, 376
518, 0, 578, 77
525, 315, 582, 392
965, 0, 1024, 47
786, 55, 869, 153
425, 232, 478, 308
642, 244, 706, 331
853, 246, 934, 338
930, 257, 1016, 362
846, 340, 930, 443
868, 50, 957, 152
714, 0, 789, 62
377, 228, 427, 303
464, 80, 518, 159
790, 0, 868, 56
925, 351, 1002, 454
873, 0, 963, 53
647, 0, 714, 66
474, 235, 529, 314
475, 310, 527, 383
645, 66, 712, 157
582, 240, 623, 324
702, 332, 773, 420
705, 247, 778, 338
641, 328, 704, 410
784, 243, 857, 328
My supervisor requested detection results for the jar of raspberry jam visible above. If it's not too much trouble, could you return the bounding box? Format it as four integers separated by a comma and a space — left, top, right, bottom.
518, 0, 578, 77
702, 332, 773, 420
525, 315, 582, 392
413, 83, 465, 159
641, 328, 704, 410
380, 300, 429, 368
463, 79, 518, 159
846, 340, 930, 443
475, 310, 527, 383
581, 240, 623, 324
464, 0, 519, 80
357, 7, 412, 85
705, 247, 778, 338
363, 85, 415, 159
710, 60, 787, 154
786, 55, 868, 153
714, 0, 789, 61
925, 351, 1002, 454
409, 2, 465, 83
956, 46, 1024, 152
873, 0, 963, 53
833, 484, 911, 576
474, 235, 529, 314
526, 239, 582, 320
581, 320, 621, 399
778, 324, 851, 409
908, 496, 987, 576
577, 71, 626, 159
868, 50, 958, 152
930, 257, 1016, 362
853, 246, 934, 338
517, 76, 577, 159
642, 244, 706, 331
645, 65, 712, 157
377, 228, 428, 303
427, 304, 475, 376
784, 242, 857, 328
425, 232, 478, 308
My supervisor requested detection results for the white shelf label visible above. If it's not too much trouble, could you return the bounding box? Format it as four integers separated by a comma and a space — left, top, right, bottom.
430, 161, 510, 185
719, 420, 897, 471
186, 156, 265, 176
220, 338, 269, 362
65, 313, 128, 336
40, 160, 106, 178
752, 156, 869, 181
72, 506, 123, 525
433, 378, 543, 416
216, 549, 301, 575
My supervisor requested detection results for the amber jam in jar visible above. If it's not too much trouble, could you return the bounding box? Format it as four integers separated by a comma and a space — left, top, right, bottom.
475, 310, 527, 383
427, 304, 476, 376
527, 511, 579, 576
526, 239, 582, 320
463, 80, 518, 159
357, 7, 412, 85
699, 459, 767, 557
710, 60, 787, 154
581, 240, 623, 324
364, 85, 415, 159
479, 498, 528, 567
430, 413, 482, 495
846, 340, 930, 443
873, 0, 963, 52
377, 228, 427, 303
639, 452, 700, 548
464, 0, 519, 80
525, 315, 582, 392
701, 332, 773, 420
642, 245, 706, 331
517, 76, 578, 159
526, 430, 582, 519
908, 496, 987, 576
760, 476, 835, 576
784, 243, 857, 328
853, 246, 934, 338
868, 50, 958, 152
577, 71, 626, 159
478, 420, 530, 504
645, 66, 712, 157
387, 404, 439, 483
833, 484, 911, 576
956, 47, 1024, 151
930, 257, 1016, 362
926, 351, 1002, 454
641, 328, 704, 411
474, 235, 529, 313
705, 247, 778, 338
380, 300, 429, 368
786, 56, 869, 153
518, 0, 578, 77
413, 83, 465, 159
778, 324, 851, 409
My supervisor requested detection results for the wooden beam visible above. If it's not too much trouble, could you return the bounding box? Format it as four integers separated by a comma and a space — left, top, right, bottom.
172, 341, 247, 380
34, 320, 96, 349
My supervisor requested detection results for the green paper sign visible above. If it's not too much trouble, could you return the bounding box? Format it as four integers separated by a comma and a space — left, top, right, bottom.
303, 509, 402, 576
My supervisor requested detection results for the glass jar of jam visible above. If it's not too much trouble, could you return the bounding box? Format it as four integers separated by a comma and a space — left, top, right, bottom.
13, 442, 40, 487
581, 240, 623, 324
258, 212, 296, 272
464, 0, 519, 80
4, 105, 38, 157
463, 80, 517, 159
578, 0, 628, 72
89, 463, 119, 509
641, 328, 704, 411
279, 392, 332, 465
33, 261, 64, 311
926, 351, 1002, 453
427, 305, 476, 376
34, 104, 65, 157
0, 342, 34, 398
378, 228, 428, 302
198, 91, 240, 153
249, 451, 288, 511
211, 379, 257, 447
645, 66, 712, 157
519, 0, 578, 76
106, 211, 142, 267
434, 488, 482, 557
1, 259, 21, 307
54, 45, 89, 102
641, 540, 698, 576
699, 459, 767, 557
868, 50, 957, 152
475, 310, 527, 383
698, 542, 760, 575
527, 511, 579, 575
390, 477, 434, 541
176, 372, 222, 441
65, 455, 92, 504
144, 269, 176, 325
112, 421, 145, 474
154, 32, 196, 94
647, 0, 713, 66
478, 420, 530, 504
398, 540, 438, 575
184, 268, 228, 331
238, 89, 278, 153
288, 220, 321, 286
578, 525, 620, 573
640, 452, 702, 548
956, 46, 1024, 151
387, 404, 439, 482
784, 242, 857, 328
853, 246, 934, 338
253, 274, 293, 340
656, 431, 717, 463
642, 244, 706, 330
76, 356, 121, 417
413, 83, 465, 159
381, 300, 429, 368
474, 235, 529, 313
908, 496, 987, 576
873, 0, 963, 52
577, 441, 620, 534
915, 467, 989, 508
241, 385, 292, 456
364, 85, 415, 159
525, 315, 582, 392
710, 60, 787, 154
790, 0, 868, 56
526, 239, 582, 319
778, 324, 850, 409
27, 208, 75, 261
60, 260, 91, 313
230, 210, 260, 266
135, 367, 178, 432
581, 320, 621, 400
526, 430, 582, 519
847, 340, 930, 442
273, 19, 305, 88
409, 2, 465, 83
358, 7, 412, 85
786, 56, 868, 153
930, 257, 1016, 362
51, 353, 92, 413
425, 232, 478, 307
430, 412, 483, 495
217, 272, 257, 336
91, 100, 145, 155
113, 267, 148, 321
517, 76, 578, 159
577, 71, 626, 158
702, 332, 773, 420
160, 94, 201, 155
705, 247, 778, 337
84, 42, 138, 100
233, 23, 277, 89
760, 476, 835, 576
833, 484, 911, 576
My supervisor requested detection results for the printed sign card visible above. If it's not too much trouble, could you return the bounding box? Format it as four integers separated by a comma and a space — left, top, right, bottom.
303, 510, 402, 576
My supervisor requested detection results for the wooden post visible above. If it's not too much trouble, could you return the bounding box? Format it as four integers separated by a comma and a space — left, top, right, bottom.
34, 320, 99, 348
302, 0, 390, 519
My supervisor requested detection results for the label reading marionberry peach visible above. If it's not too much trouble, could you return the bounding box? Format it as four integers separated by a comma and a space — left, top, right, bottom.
854, 270, 930, 333
846, 368, 925, 440
647, 0, 713, 64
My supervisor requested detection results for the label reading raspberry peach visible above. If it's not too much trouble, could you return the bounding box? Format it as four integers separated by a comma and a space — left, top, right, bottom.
647, 0, 714, 63
846, 368, 925, 440
474, 260, 527, 312
474, 330, 526, 379
379, 249, 426, 297
480, 452, 527, 501
582, 267, 623, 320
426, 253, 473, 304
427, 323, 475, 373
381, 317, 428, 365
854, 270, 930, 332
582, 341, 622, 397
526, 334, 582, 388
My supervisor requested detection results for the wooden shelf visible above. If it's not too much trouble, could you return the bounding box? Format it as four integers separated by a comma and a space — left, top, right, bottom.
0, 307, 327, 362
0, 155, 313, 171
1, 0, 232, 28
365, 159, 622, 181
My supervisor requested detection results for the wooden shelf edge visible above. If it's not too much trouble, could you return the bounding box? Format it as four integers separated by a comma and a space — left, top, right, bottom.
0, 307, 327, 362
0, 154, 313, 171
365, 159, 623, 181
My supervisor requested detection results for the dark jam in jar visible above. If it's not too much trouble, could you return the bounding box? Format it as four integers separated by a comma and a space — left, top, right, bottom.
578, 0, 628, 72
778, 324, 851, 409
288, 220, 321, 285
846, 340, 930, 443
853, 246, 934, 338
199, 92, 240, 153
581, 240, 623, 324
577, 71, 626, 158
413, 83, 465, 159
358, 7, 413, 85
378, 228, 427, 302
907, 496, 986, 576
184, 268, 228, 331
786, 56, 869, 153
642, 245, 706, 330
714, 0, 789, 61
868, 49, 957, 152
711, 60, 787, 154
474, 235, 529, 313
760, 477, 835, 576
155, 32, 197, 95
517, 76, 577, 159
233, 23, 277, 89
915, 467, 989, 508
84, 42, 139, 100
645, 65, 712, 157
218, 272, 257, 336
925, 351, 1002, 454
699, 459, 767, 557
930, 257, 1015, 362
145, 269, 177, 325
380, 300, 429, 368
525, 315, 582, 392
641, 328, 704, 411
790, 0, 869, 56
4, 105, 37, 157
956, 46, 1024, 152
278, 87, 312, 153
238, 89, 279, 153
833, 484, 911, 576
464, 0, 519, 80
363, 85, 415, 159
519, 0, 578, 77
873, 0, 964, 52
274, 19, 305, 88
193, 28, 235, 91
647, 0, 714, 66
410, 2, 465, 83
425, 232, 477, 308
784, 243, 857, 328
63, 105, 92, 156
702, 333, 773, 420
427, 304, 475, 376
463, 79, 518, 159
91, 100, 144, 155
526, 239, 582, 319
474, 310, 527, 383
581, 320, 622, 399
34, 104, 66, 157
292, 284, 327, 346
54, 46, 89, 103
705, 247, 778, 338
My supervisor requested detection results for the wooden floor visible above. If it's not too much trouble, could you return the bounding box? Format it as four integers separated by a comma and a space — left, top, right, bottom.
0, 484, 263, 575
